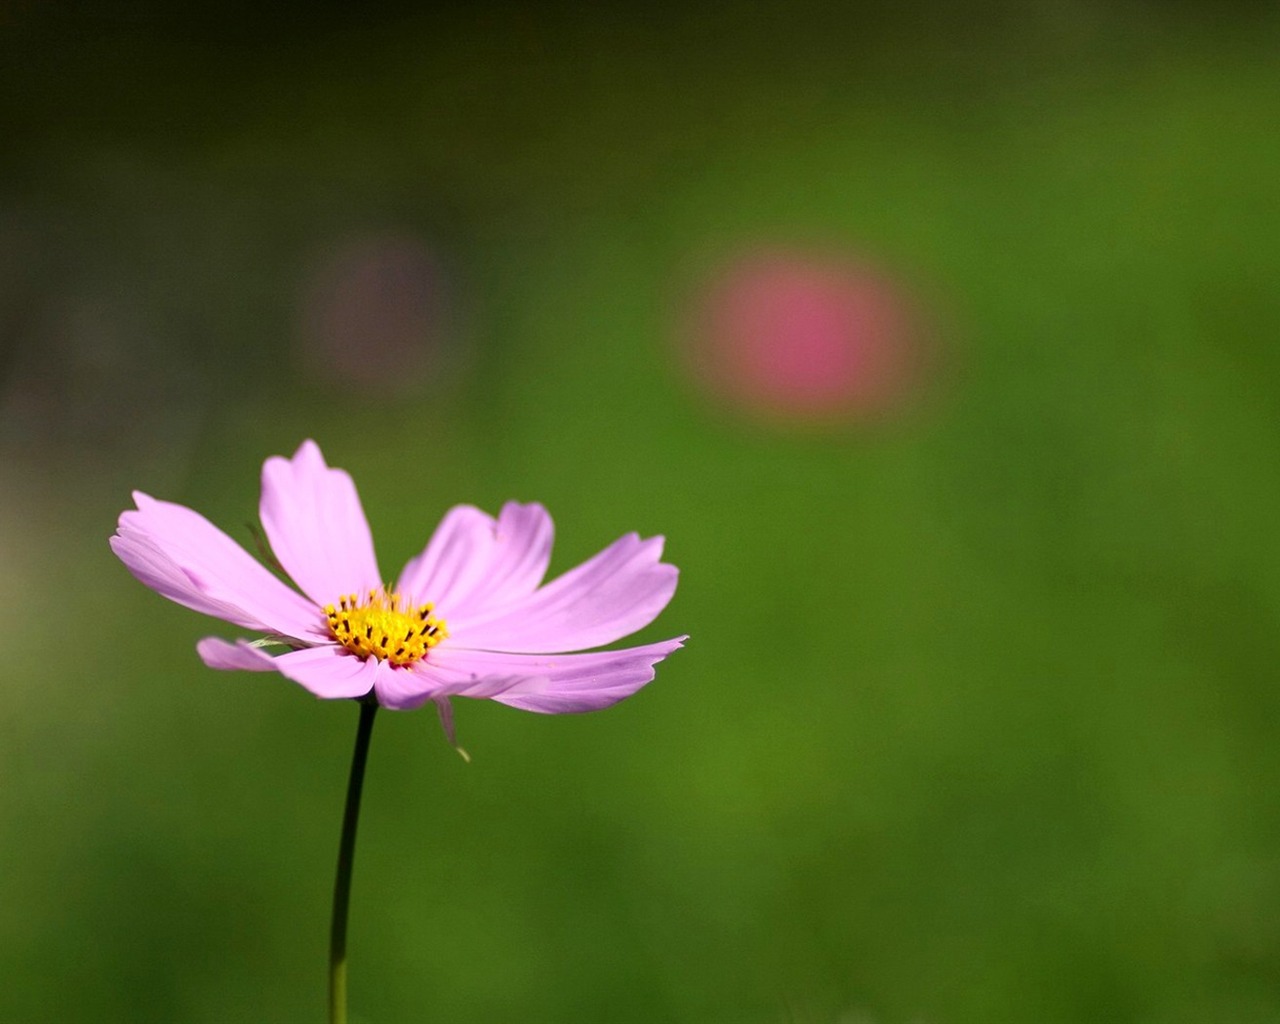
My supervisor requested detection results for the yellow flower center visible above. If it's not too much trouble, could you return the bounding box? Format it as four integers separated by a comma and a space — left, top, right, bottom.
324, 587, 447, 667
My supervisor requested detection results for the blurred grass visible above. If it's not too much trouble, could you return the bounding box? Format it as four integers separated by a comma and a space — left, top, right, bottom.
3, 3, 1280, 1022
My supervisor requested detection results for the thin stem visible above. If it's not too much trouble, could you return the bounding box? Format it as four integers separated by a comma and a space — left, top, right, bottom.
329, 698, 378, 1024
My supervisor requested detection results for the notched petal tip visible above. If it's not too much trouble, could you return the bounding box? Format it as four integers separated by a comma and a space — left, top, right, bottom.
109, 491, 320, 637
293, 438, 324, 461
423, 634, 686, 715
447, 529, 679, 654
396, 501, 553, 616
259, 439, 381, 606
496, 499, 551, 528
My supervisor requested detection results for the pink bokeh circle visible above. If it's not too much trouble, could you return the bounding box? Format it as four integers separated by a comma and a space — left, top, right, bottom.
685, 248, 928, 424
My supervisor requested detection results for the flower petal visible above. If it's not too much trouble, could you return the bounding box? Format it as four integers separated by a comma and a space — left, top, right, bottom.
396, 502, 552, 616
465, 502, 554, 610
394, 504, 490, 607
198, 636, 400, 704
112, 492, 321, 639
434, 697, 460, 748
447, 533, 677, 653
372, 661, 448, 711
197, 637, 282, 671
259, 440, 381, 607
393, 636, 686, 713
272, 645, 382, 700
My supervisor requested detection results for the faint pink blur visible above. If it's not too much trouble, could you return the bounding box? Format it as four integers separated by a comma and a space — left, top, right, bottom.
295, 232, 454, 395
685, 248, 929, 425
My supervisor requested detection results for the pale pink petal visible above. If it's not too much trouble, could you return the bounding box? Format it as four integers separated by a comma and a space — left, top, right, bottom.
394, 505, 493, 608
372, 661, 447, 710
463, 502, 554, 610
259, 440, 381, 607
397, 637, 686, 713
273, 645, 382, 700
196, 637, 283, 671
446, 534, 677, 653
112, 493, 322, 640
434, 697, 459, 747
395, 501, 552, 616
110, 532, 249, 626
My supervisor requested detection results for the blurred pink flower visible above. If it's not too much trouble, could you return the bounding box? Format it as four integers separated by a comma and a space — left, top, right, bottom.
111, 441, 684, 722
687, 248, 925, 424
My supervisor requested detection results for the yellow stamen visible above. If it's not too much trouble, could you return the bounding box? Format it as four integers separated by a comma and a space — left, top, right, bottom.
324, 587, 447, 668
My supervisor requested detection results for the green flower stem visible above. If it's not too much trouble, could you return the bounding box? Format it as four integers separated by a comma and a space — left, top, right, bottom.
330, 698, 379, 1024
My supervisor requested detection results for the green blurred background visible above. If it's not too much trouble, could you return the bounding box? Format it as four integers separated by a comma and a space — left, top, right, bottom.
4, 2, 1280, 1021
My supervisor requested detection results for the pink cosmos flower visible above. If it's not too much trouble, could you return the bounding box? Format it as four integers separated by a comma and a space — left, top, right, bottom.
110, 441, 684, 725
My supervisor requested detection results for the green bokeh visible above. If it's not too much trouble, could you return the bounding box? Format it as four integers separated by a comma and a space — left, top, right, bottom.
3, 4, 1280, 1022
